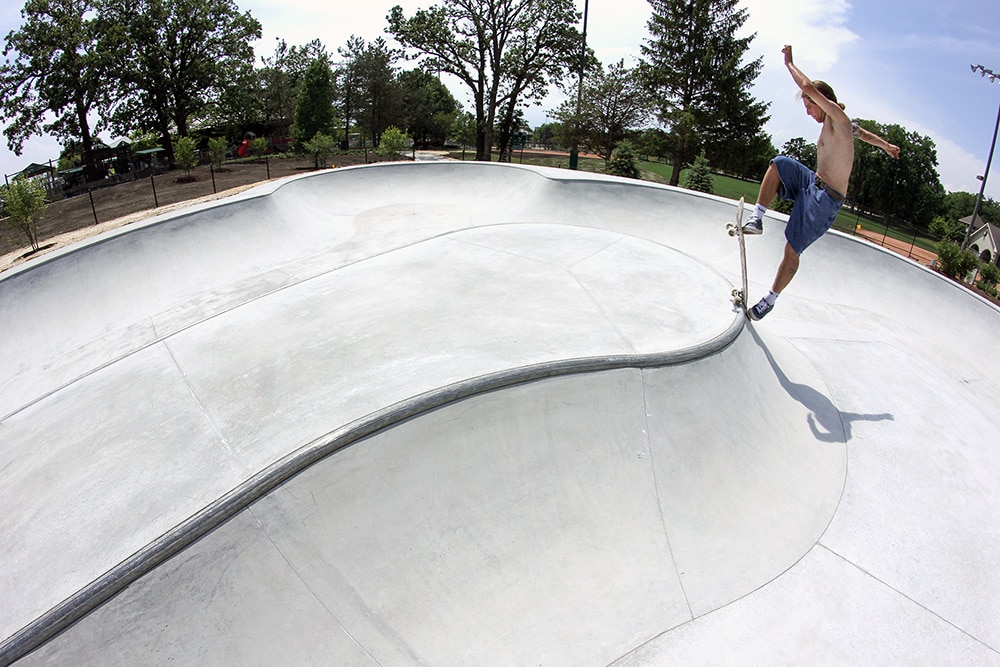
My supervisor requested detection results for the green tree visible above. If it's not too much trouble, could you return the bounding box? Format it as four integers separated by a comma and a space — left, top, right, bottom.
532, 122, 558, 147
377, 125, 411, 157
102, 0, 261, 166
1, 177, 48, 252
397, 69, 459, 148
683, 150, 714, 193
633, 127, 671, 161
336, 35, 366, 150
173, 135, 198, 178
607, 140, 640, 179
207, 136, 227, 170
207, 55, 262, 133
449, 111, 477, 158
302, 131, 336, 168
0, 0, 118, 181
353, 38, 402, 148
259, 38, 328, 136
929, 215, 965, 243
942, 191, 1000, 227
293, 57, 335, 142
489, 0, 584, 162
851, 120, 944, 229
250, 137, 269, 159
550, 60, 651, 164
935, 240, 980, 281
781, 137, 817, 171
388, 0, 583, 161
640, 0, 769, 185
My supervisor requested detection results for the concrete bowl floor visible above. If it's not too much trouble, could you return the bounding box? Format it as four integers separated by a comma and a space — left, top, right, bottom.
1, 162, 998, 664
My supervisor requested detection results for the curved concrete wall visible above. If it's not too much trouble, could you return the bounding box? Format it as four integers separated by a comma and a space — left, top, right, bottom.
2, 162, 998, 663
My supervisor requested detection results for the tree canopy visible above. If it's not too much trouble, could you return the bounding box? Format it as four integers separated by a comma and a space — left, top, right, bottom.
1, 0, 117, 179
549, 59, 650, 162
100, 0, 261, 164
388, 0, 582, 161
397, 69, 459, 148
781, 125, 946, 231
852, 120, 944, 229
258, 38, 328, 136
293, 57, 335, 142
640, 0, 770, 184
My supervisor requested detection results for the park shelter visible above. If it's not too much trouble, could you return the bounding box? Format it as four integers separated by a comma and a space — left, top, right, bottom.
963, 215, 1000, 265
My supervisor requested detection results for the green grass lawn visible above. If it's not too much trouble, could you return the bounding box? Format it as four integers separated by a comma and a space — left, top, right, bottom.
651, 162, 938, 254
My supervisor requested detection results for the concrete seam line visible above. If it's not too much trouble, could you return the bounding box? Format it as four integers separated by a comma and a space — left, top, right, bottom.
0, 314, 744, 663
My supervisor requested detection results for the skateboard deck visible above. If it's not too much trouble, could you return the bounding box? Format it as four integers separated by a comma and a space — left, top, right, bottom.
725, 196, 749, 316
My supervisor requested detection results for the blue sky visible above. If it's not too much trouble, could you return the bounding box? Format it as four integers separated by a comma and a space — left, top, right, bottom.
3, 0, 1000, 200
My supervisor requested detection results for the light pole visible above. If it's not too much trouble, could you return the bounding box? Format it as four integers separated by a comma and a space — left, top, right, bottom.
962, 64, 1000, 251
568, 0, 589, 170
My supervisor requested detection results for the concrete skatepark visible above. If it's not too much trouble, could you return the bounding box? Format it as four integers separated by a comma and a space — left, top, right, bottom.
1, 161, 998, 664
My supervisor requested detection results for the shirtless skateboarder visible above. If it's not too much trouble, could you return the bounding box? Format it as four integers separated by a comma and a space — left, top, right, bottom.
741, 45, 901, 320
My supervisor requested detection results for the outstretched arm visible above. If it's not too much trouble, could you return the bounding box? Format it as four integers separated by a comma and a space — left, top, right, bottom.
854, 123, 901, 158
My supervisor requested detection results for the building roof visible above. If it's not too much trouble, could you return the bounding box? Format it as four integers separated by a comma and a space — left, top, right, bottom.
960, 215, 1000, 250
19, 162, 54, 178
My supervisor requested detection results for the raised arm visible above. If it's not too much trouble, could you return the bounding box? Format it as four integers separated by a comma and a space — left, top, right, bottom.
783, 45, 847, 123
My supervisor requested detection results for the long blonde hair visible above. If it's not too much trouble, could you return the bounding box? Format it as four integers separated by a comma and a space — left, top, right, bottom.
812, 80, 846, 110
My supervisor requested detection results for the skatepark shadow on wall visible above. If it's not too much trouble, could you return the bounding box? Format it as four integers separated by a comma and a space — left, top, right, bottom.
748, 325, 893, 443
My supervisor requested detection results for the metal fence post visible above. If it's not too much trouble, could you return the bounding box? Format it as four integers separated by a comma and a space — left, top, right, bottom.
88, 189, 98, 225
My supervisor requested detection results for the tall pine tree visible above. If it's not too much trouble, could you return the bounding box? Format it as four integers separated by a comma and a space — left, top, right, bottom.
640, 0, 769, 185
293, 57, 335, 143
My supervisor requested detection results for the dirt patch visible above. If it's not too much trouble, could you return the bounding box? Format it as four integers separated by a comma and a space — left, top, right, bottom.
854, 227, 937, 267
1, 153, 396, 273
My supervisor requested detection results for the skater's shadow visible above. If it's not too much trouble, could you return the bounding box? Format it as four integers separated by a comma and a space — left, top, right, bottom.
748, 325, 893, 443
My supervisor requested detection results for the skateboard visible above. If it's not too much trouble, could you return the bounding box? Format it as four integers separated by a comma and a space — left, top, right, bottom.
725, 196, 748, 316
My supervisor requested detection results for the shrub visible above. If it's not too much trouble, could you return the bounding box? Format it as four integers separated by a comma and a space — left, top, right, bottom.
173, 136, 199, 179
770, 197, 793, 215
683, 150, 714, 194
976, 261, 1000, 297
1, 177, 47, 252
377, 126, 410, 157
607, 141, 640, 179
935, 240, 980, 281
207, 137, 227, 170
303, 132, 337, 168
929, 215, 966, 244
250, 137, 269, 160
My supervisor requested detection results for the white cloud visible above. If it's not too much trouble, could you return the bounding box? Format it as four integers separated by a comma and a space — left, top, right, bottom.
741, 0, 858, 72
